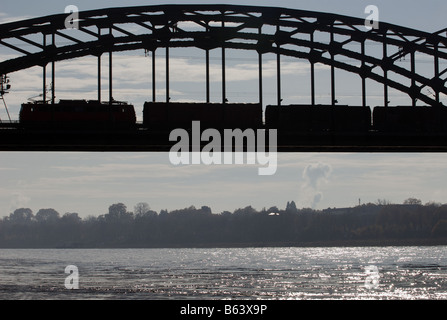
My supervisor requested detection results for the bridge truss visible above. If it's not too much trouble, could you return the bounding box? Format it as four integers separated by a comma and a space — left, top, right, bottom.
0, 4, 447, 151
0, 4, 446, 108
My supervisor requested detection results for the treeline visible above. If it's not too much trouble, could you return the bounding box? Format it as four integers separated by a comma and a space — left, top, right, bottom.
1, 201, 447, 248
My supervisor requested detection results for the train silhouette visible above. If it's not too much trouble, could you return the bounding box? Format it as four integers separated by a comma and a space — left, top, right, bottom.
18, 99, 447, 135
19, 100, 136, 130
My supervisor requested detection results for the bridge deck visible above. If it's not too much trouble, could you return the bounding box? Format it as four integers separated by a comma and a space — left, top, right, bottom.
1, 126, 446, 152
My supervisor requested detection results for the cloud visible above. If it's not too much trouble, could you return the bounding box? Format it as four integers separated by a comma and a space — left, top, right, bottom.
300, 162, 332, 209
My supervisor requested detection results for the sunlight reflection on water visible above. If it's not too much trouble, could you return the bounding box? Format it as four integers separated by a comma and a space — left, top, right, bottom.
0, 246, 446, 299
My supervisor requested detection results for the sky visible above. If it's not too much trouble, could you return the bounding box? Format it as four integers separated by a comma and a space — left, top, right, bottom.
1, 0, 447, 218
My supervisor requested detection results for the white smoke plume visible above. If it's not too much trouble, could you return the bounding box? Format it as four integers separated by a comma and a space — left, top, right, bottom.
300, 162, 332, 209
9, 192, 31, 213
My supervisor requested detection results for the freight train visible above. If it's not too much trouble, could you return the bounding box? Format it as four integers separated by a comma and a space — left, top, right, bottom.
265, 104, 372, 133
142, 101, 263, 130
18, 99, 447, 135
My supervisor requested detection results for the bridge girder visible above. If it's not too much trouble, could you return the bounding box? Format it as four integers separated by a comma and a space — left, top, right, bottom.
0, 4, 446, 106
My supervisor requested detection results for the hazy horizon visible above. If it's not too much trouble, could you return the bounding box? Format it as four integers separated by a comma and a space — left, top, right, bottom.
1, 1, 447, 218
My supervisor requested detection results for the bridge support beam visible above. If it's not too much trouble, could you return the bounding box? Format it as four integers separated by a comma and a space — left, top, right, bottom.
109, 50, 112, 104
206, 49, 210, 103
257, 24, 263, 107
108, 27, 113, 104
277, 47, 281, 106
411, 50, 416, 107
42, 34, 46, 104
383, 36, 389, 107
310, 33, 315, 106
258, 50, 263, 107
276, 25, 281, 107
51, 33, 55, 105
166, 46, 170, 103
41, 33, 56, 104
361, 40, 366, 108
98, 54, 101, 102
330, 28, 336, 106
97, 28, 101, 102
434, 42, 440, 104
152, 49, 156, 102
222, 20, 226, 104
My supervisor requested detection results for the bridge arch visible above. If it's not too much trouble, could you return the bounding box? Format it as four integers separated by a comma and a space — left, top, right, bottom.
0, 4, 446, 107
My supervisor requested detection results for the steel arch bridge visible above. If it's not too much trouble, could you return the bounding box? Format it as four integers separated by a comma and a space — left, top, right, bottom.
0, 4, 447, 151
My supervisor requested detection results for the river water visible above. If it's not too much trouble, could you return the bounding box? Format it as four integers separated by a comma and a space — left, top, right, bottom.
0, 246, 446, 300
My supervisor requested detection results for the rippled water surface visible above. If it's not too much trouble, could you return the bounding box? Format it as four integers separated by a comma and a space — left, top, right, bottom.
0, 246, 446, 299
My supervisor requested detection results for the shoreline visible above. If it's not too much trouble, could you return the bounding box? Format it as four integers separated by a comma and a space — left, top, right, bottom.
2, 238, 446, 249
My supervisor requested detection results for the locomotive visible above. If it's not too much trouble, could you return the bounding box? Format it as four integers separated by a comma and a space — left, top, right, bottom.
19, 99, 136, 130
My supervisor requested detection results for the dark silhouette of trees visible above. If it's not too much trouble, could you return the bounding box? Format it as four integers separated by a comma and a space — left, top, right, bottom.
106, 203, 132, 222
61, 212, 82, 224
286, 201, 298, 214
432, 220, 447, 238
35, 208, 60, 223
403, 198, 423, 205
1, 200, 447, 248
134, 202, 151, 218
8, 208, 33, 224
